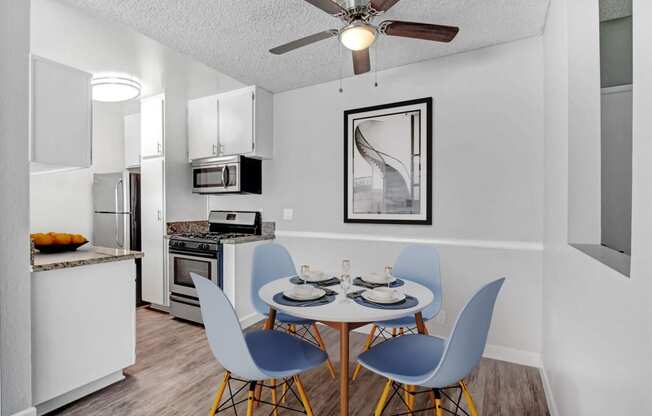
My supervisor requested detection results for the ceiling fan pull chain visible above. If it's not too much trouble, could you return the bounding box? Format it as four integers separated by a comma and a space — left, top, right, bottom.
338, 40, 344, 93
373, 37, 379, 87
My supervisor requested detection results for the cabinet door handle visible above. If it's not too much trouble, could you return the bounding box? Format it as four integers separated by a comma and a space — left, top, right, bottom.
157, 142, 162, 154
212, 144, 218, 155
157, 210, 162, 221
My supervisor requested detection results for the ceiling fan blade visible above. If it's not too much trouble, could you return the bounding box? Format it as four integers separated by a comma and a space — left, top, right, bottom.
381, 20, 459, 43
303, 0, 347, 15
370, 0, 401, 12
270, 30, 338, 55
352, 49, 371, 75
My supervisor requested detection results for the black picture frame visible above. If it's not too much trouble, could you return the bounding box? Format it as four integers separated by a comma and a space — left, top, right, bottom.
343, 97, 433, 225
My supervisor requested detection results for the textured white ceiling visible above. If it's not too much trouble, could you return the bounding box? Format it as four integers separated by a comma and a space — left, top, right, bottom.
59, 0, 550, 92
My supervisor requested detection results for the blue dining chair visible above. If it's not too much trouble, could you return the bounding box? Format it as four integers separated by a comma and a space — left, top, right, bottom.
357, 278, 505, 416
250, 242, 336, 378
191, 273, 327, 416
353, 244, 443, 380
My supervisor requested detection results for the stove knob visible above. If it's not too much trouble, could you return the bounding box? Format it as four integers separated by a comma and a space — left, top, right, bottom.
200, 244, 209, 250
171, 241, 178, 247
178, 242, 186, 248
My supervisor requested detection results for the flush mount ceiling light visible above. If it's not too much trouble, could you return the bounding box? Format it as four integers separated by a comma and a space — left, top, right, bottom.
91, 75, 141, 102
339, 22, 377, 51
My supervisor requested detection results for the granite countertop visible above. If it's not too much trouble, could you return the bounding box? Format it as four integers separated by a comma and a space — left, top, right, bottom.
32, 246, 144, 272
220, 234, 275, 244
165, 220, 276, 244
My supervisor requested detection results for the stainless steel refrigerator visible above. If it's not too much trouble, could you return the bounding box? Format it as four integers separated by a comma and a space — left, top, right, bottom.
93, 172, 130, 249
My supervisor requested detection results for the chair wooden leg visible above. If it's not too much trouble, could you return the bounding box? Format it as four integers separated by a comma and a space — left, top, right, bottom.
270, 379, 280, 416
294, 375, 315, 416
282, 380, 287, 403
400, 327, 405, 335
433, 390, 444, 416
246, 382, 256, 416
392, 328, 398, 337
352, 324, 377, 381
460, 380, 479, 416
311, 323, 336, 379
209, 372, 230, 416
375, 379, 393, 416
405, 384, 414, 414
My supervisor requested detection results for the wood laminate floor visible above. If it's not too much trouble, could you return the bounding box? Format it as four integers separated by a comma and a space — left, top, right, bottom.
50, 307, 549, 416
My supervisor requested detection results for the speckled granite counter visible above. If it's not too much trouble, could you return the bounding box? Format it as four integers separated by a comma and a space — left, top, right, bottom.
165, 220, 276, 244
221, 234, 275, 244
32, 246, 144, 272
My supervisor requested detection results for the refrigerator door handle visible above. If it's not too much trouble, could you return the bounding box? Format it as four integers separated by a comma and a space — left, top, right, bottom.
114, 179, 124, 248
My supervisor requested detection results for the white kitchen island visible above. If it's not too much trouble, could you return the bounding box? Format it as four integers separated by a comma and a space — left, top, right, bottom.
31, 247, 143, 415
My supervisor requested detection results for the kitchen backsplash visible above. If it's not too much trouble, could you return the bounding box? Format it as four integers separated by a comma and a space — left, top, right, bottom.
166, 220, 275, 236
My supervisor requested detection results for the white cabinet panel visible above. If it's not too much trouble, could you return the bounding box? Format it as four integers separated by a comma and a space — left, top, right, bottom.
140, 157, 166, 305
31, 56, 92, 169
141, 94, 164, 158
188, 95, 219, 161
32, 260, 136, 411
218, 87, 255, 156
186, 86, 272, 161
124, 113, 141, 168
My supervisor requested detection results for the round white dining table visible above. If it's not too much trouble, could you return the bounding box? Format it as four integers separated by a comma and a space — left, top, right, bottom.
259, 278, 434, 416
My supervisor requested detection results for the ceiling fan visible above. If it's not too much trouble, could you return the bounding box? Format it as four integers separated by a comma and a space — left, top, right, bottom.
269, 0, 460, 75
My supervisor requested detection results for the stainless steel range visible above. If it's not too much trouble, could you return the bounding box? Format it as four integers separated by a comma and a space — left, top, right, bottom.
168, 210, 261, 323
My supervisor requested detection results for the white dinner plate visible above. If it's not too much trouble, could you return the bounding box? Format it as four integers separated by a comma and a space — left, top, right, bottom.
361, 290, 406, 305
283, 287, 326, 301
300, 271, 331, 283
361, 273, 397, 285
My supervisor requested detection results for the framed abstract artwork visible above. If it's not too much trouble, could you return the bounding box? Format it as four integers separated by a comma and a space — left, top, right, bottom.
343, 97, 432, 225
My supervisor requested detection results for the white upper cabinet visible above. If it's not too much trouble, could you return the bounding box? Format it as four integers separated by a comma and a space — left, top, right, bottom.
218, 87, 255, 156
187, 86, 272, 161
30, 56, 92, 171
124, 113, 141, 168
187, 95, 219, 161
141, 94, 165, 158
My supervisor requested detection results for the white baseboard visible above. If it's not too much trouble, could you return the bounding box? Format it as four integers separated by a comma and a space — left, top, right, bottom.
10, 407, 37, 416
240, 312, 264, 329
539, 366, 559, 416
482, 344, 542, 368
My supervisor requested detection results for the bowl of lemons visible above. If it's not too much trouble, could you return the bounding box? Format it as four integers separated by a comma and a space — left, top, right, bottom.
32, 232, 88, 253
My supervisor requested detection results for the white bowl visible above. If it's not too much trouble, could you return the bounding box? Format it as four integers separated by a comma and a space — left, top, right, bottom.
283, 286, 325, 301
361, 272, 396, 285
362, 288, 406, 304
300, 270, 330, 282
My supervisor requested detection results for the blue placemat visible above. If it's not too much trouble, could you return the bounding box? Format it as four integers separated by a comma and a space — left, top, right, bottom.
289, 276, 341, 287
353, 276, 405, 289
273, 288, 337, 307
347, 290, 418, 310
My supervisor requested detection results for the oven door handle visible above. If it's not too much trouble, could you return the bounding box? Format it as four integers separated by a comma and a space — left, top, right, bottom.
170, 295, 201, 307
169, 250, 219, 259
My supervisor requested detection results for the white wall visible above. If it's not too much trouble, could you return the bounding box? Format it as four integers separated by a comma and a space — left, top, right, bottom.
30, 103, 126, 240
542, 0, 652, 413
566, 0, 603, 245
211, 37, 546, 362
0, 0, 33, 415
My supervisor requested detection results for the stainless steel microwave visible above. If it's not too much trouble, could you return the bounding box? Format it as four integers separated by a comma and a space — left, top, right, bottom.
191, 155, 261, 194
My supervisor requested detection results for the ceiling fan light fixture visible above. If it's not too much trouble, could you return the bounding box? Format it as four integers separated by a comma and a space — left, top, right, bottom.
339, 22, 377, 51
